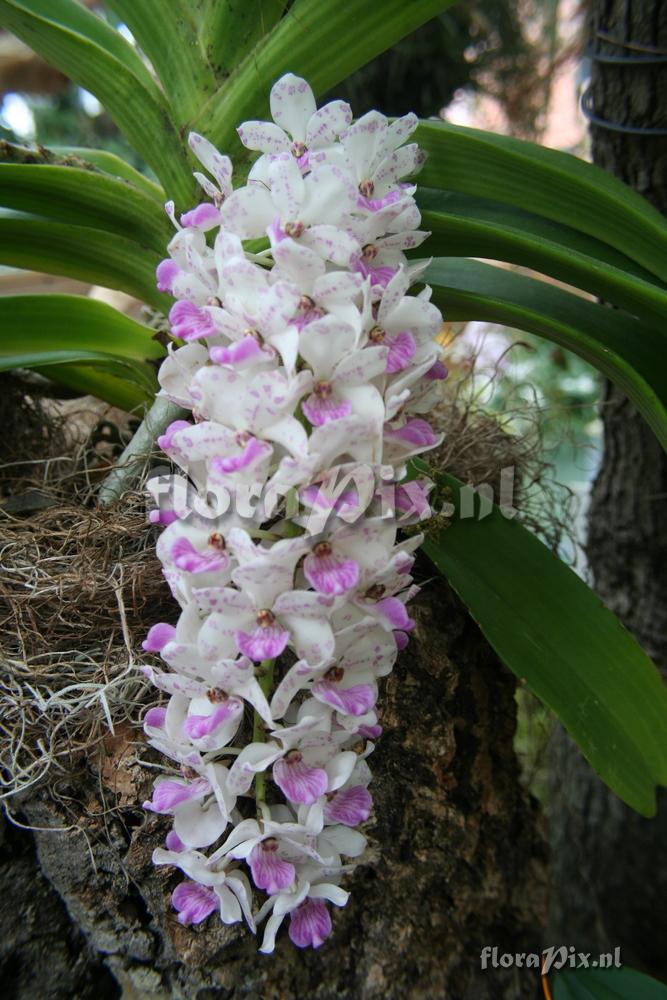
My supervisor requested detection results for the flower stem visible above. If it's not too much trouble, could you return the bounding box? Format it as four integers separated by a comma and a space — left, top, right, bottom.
98, 396, 186, 505
253, 658, 275, 805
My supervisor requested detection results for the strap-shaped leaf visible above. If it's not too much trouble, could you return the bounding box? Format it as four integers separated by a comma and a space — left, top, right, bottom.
0, 219, 168, 310
50, 146, 164, 200
554, 966, 667, 999
0, 0, 194, 204
1, 294, 165, 364
105, 0, 215, 121
40, 363, 150, 411
425, 258, 667, 449
418, 189, 667, 330
200, 0, 285, 77
196, 0, 458, 155
4, 0, 156, 89
0, 161, 170, 252
422, 472, 667, 816
0, 348, 156, 394
417, 120, 667, 284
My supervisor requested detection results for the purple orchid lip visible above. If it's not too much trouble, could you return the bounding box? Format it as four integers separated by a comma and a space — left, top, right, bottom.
312, 679, 376, 716
183, 698, 242, 739
303, 543, 360, 595
171, 537, 227, 574
169, 300, 217, 342
157, 419, 192, 453
273, 753, 328, 805
143, 706, 167, 730
142, 622, 176, 652
180, 202, 222, 229
385, 417, 439, 447
302, 389, 353, 426
249, 840, 296, 894
156, 258, 181, 293
376, 596, 416, 632
212, 436, 270, 474
289, 899, 332, 949
144, 777, 210, 813
172, 882, 218, 925
324, 785, 373, 826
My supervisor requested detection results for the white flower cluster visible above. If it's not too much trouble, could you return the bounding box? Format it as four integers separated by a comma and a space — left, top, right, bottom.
142, 73, 446, 951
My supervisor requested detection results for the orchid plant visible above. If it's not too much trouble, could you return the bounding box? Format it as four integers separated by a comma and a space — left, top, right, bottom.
1, 0, 667, 955
140, 74, 444, 948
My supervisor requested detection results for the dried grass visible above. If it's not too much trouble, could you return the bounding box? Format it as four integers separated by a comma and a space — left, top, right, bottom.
0, 382, 170, 806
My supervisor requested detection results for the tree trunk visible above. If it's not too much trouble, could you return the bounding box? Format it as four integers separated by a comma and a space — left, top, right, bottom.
548, 0, 667, 978
8, 576, 547, 1000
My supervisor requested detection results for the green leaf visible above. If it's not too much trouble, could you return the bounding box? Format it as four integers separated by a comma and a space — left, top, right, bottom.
0, 0, 194, 204
425, 258, 667, 450
416, 120, 667, 285
0, 162, 170, 252
40, 363, 150, 411
105, 0, 215, 120
0, 218, 169, 310
3, 0, 157, 88
422, 472, 667, 816
0, 348, 156, 394
554, 965, 667, 999
0, 294, 165, 364
418, 190, 667, 330
49, 146, 164, 200
200, 0, 285, 77
196, 0, 458, 156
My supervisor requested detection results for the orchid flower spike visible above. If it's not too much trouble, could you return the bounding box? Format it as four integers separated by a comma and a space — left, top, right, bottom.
144, 71, 447, 952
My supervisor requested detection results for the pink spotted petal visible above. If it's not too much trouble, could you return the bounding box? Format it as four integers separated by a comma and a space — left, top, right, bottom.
169, 300, 216, 342
172, 881, 218, 925
312, 680, 376, 717
142, 623, 176, 652
273, 757, 328, 805
183, 699, 242, 740
324, 786, 372, 826
376, 596, 415, 632
235, 624, 289, 662
288, 898, 332, 949
156, 259, 180, 293
170, 537, 227, 574
301, 393, 352, 427
248, 843, 296, 894
384, 330, 416, 374
303, 551, 359, 595
180, 202, 222, 230
358, 723, 383, 739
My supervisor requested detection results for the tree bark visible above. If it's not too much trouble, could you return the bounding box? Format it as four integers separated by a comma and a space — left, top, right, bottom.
547, 0, 667, 978
7, 576, 547, 1000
